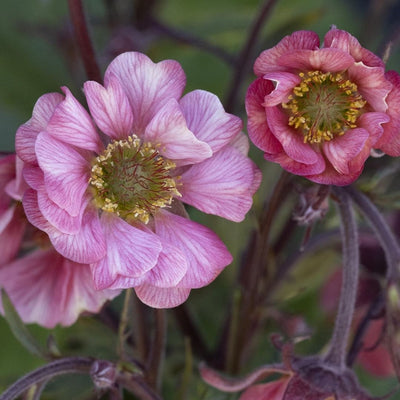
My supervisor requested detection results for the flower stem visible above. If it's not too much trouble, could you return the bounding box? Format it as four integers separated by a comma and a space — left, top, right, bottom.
67, 0, 102, 83
225, 0, 280, 113
0, 357, 93, 400
117, 288, 133, 359
324, 187, 359, 369
343, 185, 400, 281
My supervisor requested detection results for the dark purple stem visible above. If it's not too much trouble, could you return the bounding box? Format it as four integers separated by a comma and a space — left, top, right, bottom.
67, 0, 102, 83
225, 0, 279, 113
324, 187, 359, 369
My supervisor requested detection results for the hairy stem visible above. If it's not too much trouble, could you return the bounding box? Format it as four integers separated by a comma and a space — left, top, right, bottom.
67, 0, 102, 82
324, 187, 359, 368
225, 0, 279, 112
0, 357, 93, 400
343, 185, 400, 281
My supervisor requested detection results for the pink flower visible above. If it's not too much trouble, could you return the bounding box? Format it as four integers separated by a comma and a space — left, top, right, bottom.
246, 28, 400, 185
16, 52, 261, 308
0, 154, 120, 328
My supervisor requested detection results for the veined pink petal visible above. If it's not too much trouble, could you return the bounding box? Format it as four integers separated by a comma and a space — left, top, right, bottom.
46, 87, 102, 153
229, 132, 250, 155
104, 52, 186, 135
37, 190, 88, 234
277, 48, 354, 72
348, 63, 392, 113
180, 145, 261, 222
154, 210, 232, 288
23, 190, 106, 263
254, 30, 320, 75
324, 28, 384, 68
134, 285, 191, 308
84, 75, 134, 140
357, 112, 389, 147
265, 107, 320, 165
179, 90, 242, 153
5, 156, 28, 201
0, 205, 26, 266
239, 379, 290, 400
22, 164, 44, 191
35, 132, 90, 217
91, 213, 162, 290
0, 154, 16, 211
0, 248, 120, 328
375, 71, 400, 155
16, 92, 64, 164
306, 161, 363, 186
245, 78, 283, 154
323, 128, 369, 175
144, 98, 212, 165
262, 72, 301, 106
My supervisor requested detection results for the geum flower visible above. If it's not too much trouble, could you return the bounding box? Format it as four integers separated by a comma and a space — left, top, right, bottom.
0, 154, 119, 328
16, 52, 261, 308
246, 28, 400, 185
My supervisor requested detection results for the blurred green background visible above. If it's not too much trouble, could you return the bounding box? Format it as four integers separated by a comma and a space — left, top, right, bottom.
1, 0, 400, 398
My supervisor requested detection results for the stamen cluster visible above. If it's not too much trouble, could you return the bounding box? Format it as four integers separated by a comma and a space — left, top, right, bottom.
90, 135, 180, 224
282, 71, 366, 144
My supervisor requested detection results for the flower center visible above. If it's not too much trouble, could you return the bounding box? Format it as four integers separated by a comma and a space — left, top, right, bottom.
282, 71, 366, 144
89, 135, 181, 224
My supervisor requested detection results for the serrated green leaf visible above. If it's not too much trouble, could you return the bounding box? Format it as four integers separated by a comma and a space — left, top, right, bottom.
1, 289, 49, 359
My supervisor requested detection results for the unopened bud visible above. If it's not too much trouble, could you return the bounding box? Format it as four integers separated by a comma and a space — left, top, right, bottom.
90, 360, 117, 389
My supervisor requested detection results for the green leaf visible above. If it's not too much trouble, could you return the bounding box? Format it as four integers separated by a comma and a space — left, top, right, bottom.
1, 289, 49, 359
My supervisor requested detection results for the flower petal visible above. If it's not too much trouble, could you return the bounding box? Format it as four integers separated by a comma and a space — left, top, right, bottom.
324, 28, 384, 68
134, 285, 191, 308
277, 48, 354, 72
179, 90, 242, 153
104, 52, 186, 135
262, 72, 301, 106
154, 210, 232, 288
323, 128, 369, 175
144, 98, 212, 165
0, 248, 119, 328
245, 78, 283, 154
16, 93, 64, 164
35, 132, 90, 217
239, 379, 290, 400
46, 87, 102, 152
91, 213, 162, 290
265, 107, 320, 165
180, 145, 261, 222
84, 75, 134, 140
254, 30, 320, 75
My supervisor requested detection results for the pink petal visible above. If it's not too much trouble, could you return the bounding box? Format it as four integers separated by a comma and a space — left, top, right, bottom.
357, 112, 389, 147
229, 132, 250, 155
180, 145, 261, 222
91, 213, 162, 290
265, 107, 320, 164
16, 93, 64, 164
46, 87, 102, 153
375, 70, 400, 156
324, 28, 384, 68
0, 205, 26, 266
179, 90, 242, 153
348, 63, 392, 113
23, 190, 106, 263
143, 241, 188, 288
37, 190, 88, 234
35, 132, 90, 217
262, 72, 301, 106
84, 75, 134, 140
22, 164, 44, 191
134, 285, 191, 308
0, 154, 16, 210
245, 78, 283, 154
144, 98, 212, 165
0, 248, 119, 328
323, 128, 369, 175
104, 52, 186, 135
154, 210, 232, 288
239, 379, 290, 400
264, 151, 325, 176
5, 156, 28, 201
254, 30, 320, 75
277, 48, 354, 72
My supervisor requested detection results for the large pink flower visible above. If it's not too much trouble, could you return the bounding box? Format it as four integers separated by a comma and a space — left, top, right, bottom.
0, 154, 119, 328
16, 52, 261, 308
246, 28, 400, 185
